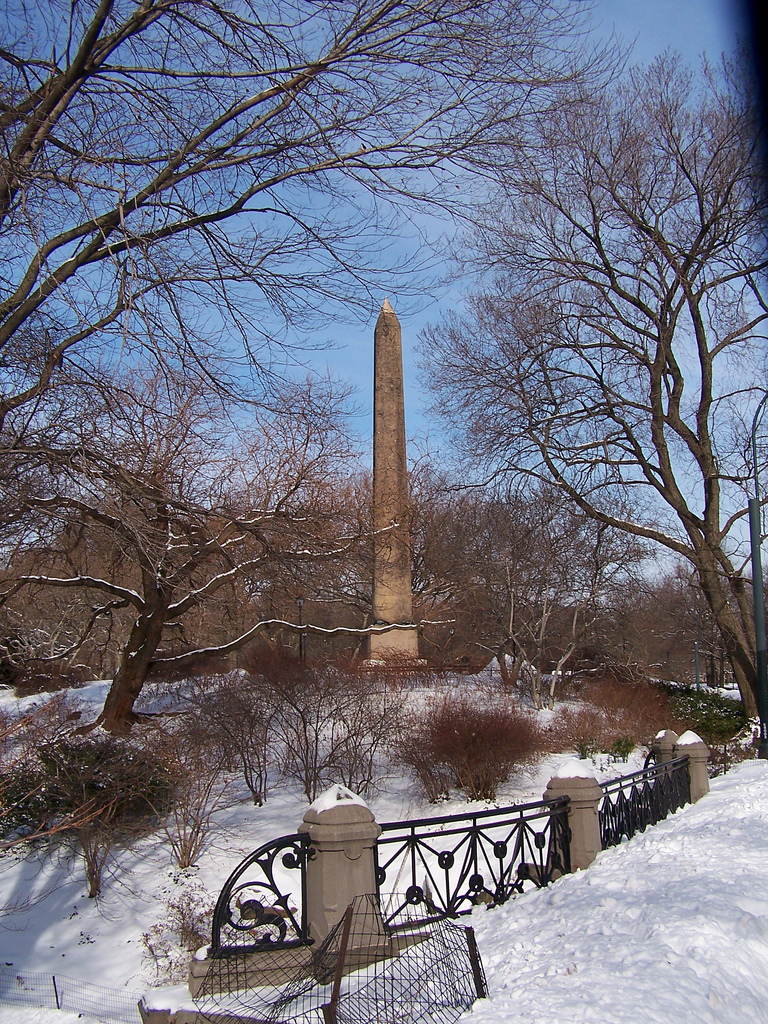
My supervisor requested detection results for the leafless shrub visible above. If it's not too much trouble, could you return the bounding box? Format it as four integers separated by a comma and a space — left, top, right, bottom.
7, 691, 80, 757
152, 719, 234, 870
141, 875, 216, 984
394, 694, 545, 802
195, 672, 274, 805
546, 675, 686, 755
329, 671, 403, 797
75, 823, 114, 900
253, 661, 402, 801
11, 663, 90, 697
146, 653, 230, 686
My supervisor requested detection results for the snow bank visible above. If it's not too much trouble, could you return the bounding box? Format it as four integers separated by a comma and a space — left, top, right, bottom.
469, 761, 768, 1024
554, 758, 597, 779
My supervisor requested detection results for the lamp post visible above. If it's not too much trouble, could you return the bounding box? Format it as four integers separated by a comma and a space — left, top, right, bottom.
749, 392, 768, 759
296, 595, 305, 663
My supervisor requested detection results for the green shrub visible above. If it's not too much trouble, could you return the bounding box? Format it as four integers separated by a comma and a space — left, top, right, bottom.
0, 764, 49, 840
662, 685, 746, 745
607, 736, 634, 762
37, 736, 173, 826
2, 733, 174, 894
575, 739, 596, 760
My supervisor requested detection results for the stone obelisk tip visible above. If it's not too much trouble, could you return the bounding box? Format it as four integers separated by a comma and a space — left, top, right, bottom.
380, 297, 395, 315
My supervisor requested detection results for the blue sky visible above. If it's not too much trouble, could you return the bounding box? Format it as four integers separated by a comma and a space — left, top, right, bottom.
600, 0, 744, 66
290, 0, 747, 453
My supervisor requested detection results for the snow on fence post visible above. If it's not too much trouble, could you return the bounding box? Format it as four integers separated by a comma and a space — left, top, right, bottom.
674, 731, 710, 803
137, 999, 173, 1024
298, 785, 382, 943
543, 761, 603, 871
652, 729, 679, 764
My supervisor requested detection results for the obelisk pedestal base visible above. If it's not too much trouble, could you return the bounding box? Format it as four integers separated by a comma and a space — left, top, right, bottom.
369, 628, 419, 660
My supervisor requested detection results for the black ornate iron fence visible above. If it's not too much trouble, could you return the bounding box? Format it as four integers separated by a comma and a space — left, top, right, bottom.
375, 797, 571, 928
210, 832, 313, 954
599, 754, 691, 849
210, 798, 571, 955
209, 752, 696, 957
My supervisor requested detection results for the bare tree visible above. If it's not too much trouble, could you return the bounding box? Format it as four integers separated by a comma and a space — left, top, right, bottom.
496, 494, 643, 709
1, 369, 359, 731
407, 464, 524, 668
425, 55, 768, 713
408, 466, 642, 690
0, 0, 602, 433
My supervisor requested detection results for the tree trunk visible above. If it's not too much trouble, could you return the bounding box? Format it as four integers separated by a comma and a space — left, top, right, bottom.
100, 598, 171, 733
532, 665, 543, 709
496, 639, 520, 690
547, 669, 560, 711
497, 645, 511, 687
693, 550, 758, 716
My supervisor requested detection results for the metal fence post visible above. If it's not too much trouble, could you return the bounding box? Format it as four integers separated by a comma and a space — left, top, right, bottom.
464, 927, 487, 998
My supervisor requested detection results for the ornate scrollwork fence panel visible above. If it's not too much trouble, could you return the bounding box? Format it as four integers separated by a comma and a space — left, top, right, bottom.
599, 755, 691, 849
210, 832, 313, 955
375, 797, 570, 928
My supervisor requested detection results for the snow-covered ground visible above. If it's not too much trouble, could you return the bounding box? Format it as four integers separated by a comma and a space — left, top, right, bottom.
4, 761, 768, 1024
470, 759, 768, 1024
2, 679, 766, 1023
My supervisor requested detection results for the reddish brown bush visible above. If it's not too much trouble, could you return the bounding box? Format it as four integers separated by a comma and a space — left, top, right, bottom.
546, 676, 687, 756
394, 694, 544, 802
145, 651, 229, 684
12, 663, 90, 696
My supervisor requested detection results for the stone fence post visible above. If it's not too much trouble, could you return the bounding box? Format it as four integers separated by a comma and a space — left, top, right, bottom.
652, 729, 679, 763
674, 731, 710, 802
298, 785, 382, 943
543, 761, 603, 871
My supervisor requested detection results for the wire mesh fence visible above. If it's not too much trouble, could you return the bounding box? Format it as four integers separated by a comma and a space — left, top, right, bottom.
0, 965, 142, 1022
196, 892, 486, 1024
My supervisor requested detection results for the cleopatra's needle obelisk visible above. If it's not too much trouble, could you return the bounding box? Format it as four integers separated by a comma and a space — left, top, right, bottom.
370, 298, 418, 659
